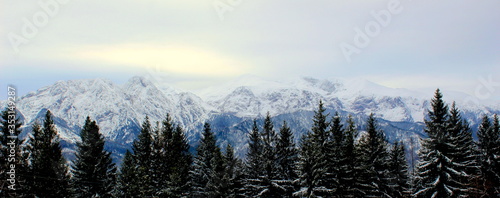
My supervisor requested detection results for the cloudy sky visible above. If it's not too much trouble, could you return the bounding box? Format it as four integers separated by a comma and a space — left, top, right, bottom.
1, 0, 499, 100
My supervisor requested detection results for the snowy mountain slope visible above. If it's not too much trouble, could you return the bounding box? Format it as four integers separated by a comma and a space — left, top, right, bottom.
197, 76, 494, 124
3, 75, 499, 162
120, 76, 215, 143
11, 77, 216, 163
197, 76, 342, 118
17, 78, 134, 142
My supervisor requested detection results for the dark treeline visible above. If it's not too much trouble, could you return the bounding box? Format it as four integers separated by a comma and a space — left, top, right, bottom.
1, 89, 499, 197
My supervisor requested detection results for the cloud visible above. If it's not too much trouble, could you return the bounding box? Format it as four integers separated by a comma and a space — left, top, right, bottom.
1, 0, 499, 99
67, 43, 250, 77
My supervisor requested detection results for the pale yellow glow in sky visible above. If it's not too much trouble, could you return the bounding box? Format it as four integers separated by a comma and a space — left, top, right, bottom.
73, 44, 249, 77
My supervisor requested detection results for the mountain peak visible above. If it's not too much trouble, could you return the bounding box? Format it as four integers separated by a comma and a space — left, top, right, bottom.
125, 76, 153, 88
295, 76, 341, 93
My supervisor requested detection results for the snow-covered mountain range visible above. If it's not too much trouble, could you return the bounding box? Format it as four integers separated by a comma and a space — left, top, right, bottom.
3, 75, 499, 161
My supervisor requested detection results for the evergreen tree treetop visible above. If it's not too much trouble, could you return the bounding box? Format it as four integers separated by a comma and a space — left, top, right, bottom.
476, 114, 500, 197
388, 141, 410, 198
26, 110, 71, 197
365, 113, 387, 151
276, 120, 298, 179
355, 113, 391, 197
414, 90, 477, 198
425, 89, 449, 139
345, 115, 358, 145
330, 112, 344, 145
191, 122, 224, 197
196, 122, 221, 172
77, 116, 104, 152
118, 115, 155, 197
133, 116, 153, 167
262, 112, 277, 147
493, 114, 500, 154
477, 114, 498, 154
71, 116, 116, 198
246, 119, 263, 178
117, 150, 138, 197
160, 113, 175, 145
275, 120, 299, 197
296, 101, 332, 197
311, 100, 330, 144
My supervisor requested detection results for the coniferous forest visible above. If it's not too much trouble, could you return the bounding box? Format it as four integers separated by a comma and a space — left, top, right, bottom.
1, 89, 500, 198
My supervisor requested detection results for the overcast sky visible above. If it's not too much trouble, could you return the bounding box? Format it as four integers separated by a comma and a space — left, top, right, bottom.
1, 0, 499, 101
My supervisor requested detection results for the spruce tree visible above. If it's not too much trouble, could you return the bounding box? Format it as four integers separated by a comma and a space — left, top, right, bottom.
151, 114, 175, 196
387, 141, 410, 198
71, 116, 117, 198
414, 89, 462, 197
191, 122, 224, 197
117, 150, 138, 197
245, 113, 281, 197
490, 114, 500, 196
447, 102, 480, 197
132, 116, 154, 196
244, 119, 263, 196
25, 110, 70, 198
150, 120, 165, 195
152, 114, 192, 197
295, 100, 330, 197
338, 115, 358, 197
168, 126, 192, 197
325, 112, 343, 196
477, 114, 500, 197
259, 112, 281, 197
0, 108, 26, 197
117, 116, 154, 197
355, 113, 391, 197
276, 120, 299, 197
221, 143, 244, 198
295, 130, 316, 198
